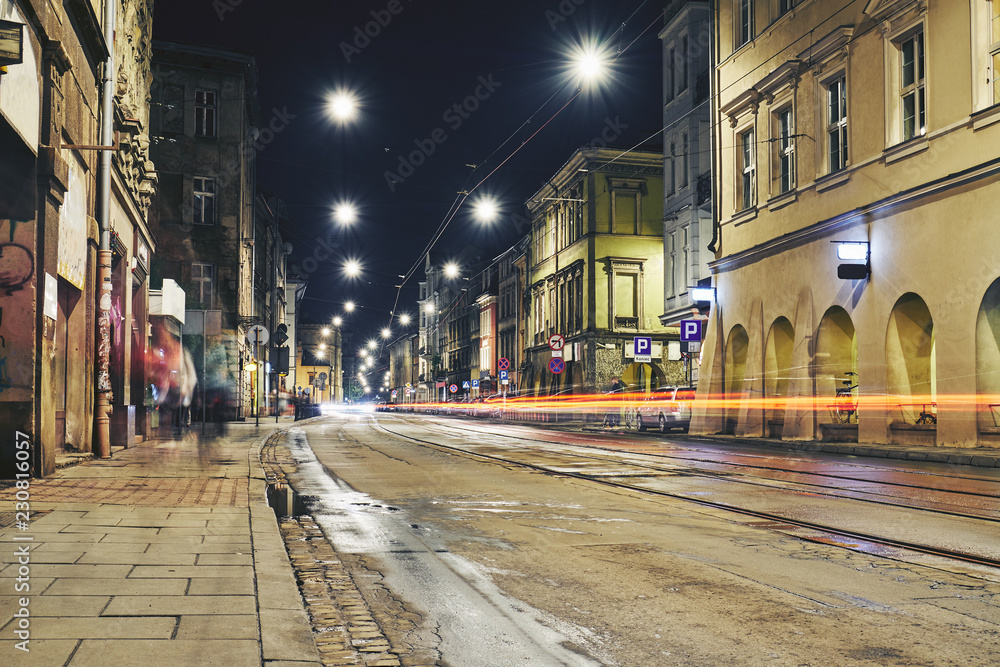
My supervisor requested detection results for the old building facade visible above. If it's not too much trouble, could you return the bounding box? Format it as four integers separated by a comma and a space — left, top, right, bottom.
0, 0, 156, 476
148, 41, 259, 420
524, 147, 676, 395
697, 0, 1000, 448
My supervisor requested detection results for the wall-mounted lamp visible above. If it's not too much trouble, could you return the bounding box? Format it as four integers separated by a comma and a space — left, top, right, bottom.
834, 241, 870, 280
689, 286, 716, 302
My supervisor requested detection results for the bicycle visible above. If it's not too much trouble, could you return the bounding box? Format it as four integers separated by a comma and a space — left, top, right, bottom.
833, 372, 858, 423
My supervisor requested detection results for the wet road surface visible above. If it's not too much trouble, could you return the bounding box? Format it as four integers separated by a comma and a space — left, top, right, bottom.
281, 411, 1000, 666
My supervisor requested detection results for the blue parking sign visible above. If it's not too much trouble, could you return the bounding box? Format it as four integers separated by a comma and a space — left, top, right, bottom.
680, 319, 704, 342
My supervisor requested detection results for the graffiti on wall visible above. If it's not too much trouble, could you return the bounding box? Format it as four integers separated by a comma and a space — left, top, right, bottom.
0, 220, 35, 399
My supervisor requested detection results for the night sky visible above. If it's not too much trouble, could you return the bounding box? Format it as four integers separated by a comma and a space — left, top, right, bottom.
153, 0, 665, 342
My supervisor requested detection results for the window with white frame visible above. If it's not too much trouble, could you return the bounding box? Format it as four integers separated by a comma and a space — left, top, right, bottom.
195, 89, 217, 138
899, 31, 926, 141
737, 0, 754, 48
990, 0, 1000, 106
681, 132, 689, 187
678, 36, 688, 93
192, 263, 214, 307
827, 76, 848, 172
667, 141, 676, 196
776, 107, 795, 193
739, 129, 756, 210
193, 177, 216, 225
666, 47, 675, 102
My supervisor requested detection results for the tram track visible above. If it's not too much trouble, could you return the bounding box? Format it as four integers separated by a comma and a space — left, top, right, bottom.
412, 416, 1000, 519
370, 414, 1000, 573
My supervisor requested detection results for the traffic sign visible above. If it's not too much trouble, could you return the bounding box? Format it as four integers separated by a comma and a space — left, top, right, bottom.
499, 370, 508, 381
462, 381, 470, 389
548, 333, 565, 351
680, 319, 704, 342
391, 390, 398, 397
634, 336, 652, 363
498, 357, 510, 371
472, 379, 480, 388
548, 357, 565, 374
247, 324, 269, 346
550, 349, 563, 359
272, 323, 288, 346
449, 384, 458, 393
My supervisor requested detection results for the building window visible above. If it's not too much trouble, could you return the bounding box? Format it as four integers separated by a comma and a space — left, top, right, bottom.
666, 47, 675, 102
681, 132, 689, 187
827, 77, 848, 173
161, 85, 185, 135
195, 89, 217, 138
193, 177, 216, 225
681, 226, 689, 292
678, 36, 688, 93
668, 141, 676, 196
777, 107, 795, 193
900, 31, 925, 141
990, 0, 1000, 105
609, 260, 642, 331
737, 0, 754, 48
739, 129, 755, 210
192, 263, 214, 307
778, 0, 793, 16
667, 232, 676, 297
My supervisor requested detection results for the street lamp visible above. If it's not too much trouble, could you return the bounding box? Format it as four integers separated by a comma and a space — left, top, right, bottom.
367, 340, 377, 350
344, 259, 362, 278
327, 90, 359, 124
381, 328, 391, 339
399, 313, 411, 326
332, 316, 343, 327
333, 201, 358, 226
570, 43, 611, 87
444, 262, 459, 279
473, 196, 500, 224
344, 301, 355, 312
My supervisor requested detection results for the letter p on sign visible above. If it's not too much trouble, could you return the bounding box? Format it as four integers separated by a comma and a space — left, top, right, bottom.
680, 319, 704, 342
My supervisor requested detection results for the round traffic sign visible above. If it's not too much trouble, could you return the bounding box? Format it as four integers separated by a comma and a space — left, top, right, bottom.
548, 357, 565, 374
498, 357, 510, 371
449, 384, 458, 393
246, 324, 269, 346
547, 334, 565, 351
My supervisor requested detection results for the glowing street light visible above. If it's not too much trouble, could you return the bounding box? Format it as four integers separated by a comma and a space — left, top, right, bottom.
319, 343, 327, 351
333, 201, 358, 225
344, 259, 362, 278
321, 327, 331, 337
367, 340, 377, 350
473, 196, 500, 224
399, 313, 411, 326
569, 43, 611, 87
381, 328, 391, 339
444, 262, 459, 279
424, 303, 435, 313
328, 90, 359, 123
332, 316, 343, 327
344, 301, 355, 312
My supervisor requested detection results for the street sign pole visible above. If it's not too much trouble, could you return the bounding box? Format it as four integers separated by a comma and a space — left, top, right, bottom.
255, 339, 260, 429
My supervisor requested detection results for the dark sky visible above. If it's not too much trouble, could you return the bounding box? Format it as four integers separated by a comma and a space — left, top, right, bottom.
154, 0, 665, 342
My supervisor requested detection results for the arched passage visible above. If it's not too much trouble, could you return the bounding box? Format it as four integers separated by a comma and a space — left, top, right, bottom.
724, 325, 749, 434
816, 307, 857, 423
764, 317, 794, 429
621, 362, 667, 393
975, 278, 1000, 430
886, 293, 935, 423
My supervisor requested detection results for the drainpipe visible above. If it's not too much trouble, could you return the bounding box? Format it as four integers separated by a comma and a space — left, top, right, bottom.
95, 0, 117, 459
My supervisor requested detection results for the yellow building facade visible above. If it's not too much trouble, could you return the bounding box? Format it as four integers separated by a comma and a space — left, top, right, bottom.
524, 147, 679, 394
696, 0, 1000, 448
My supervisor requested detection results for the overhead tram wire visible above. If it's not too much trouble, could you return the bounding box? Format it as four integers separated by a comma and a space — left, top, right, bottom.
379, 6, 666, 348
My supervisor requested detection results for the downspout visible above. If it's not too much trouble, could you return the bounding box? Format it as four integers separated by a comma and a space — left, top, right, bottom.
707, 0, 721, 255
95, 0, 117, 459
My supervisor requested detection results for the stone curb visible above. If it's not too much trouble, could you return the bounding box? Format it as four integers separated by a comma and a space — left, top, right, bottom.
251, 428, 323, 666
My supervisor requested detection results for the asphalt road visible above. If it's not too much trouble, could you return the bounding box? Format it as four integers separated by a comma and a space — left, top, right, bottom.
281, 411, 1000, 666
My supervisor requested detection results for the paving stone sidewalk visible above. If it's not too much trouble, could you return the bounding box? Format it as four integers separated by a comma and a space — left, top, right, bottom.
0, 420, 321, 666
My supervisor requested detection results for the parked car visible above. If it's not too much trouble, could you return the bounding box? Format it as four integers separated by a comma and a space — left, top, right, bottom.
636, 386, 696, 433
